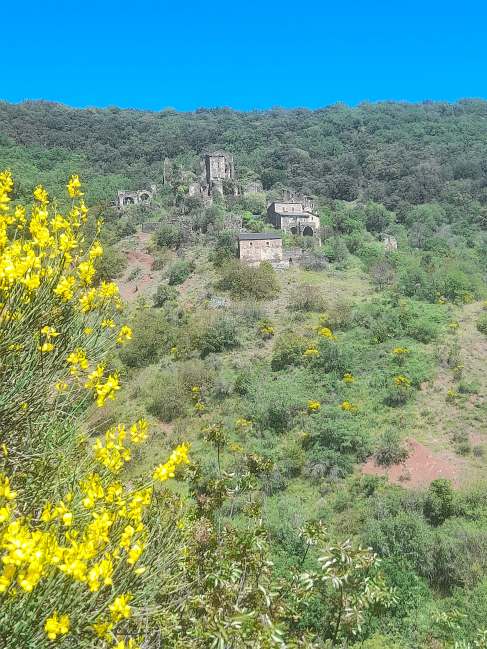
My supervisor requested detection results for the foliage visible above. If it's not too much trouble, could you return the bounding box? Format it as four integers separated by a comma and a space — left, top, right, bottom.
153, 283, 178, 307
168, 260, 195, 285
271, 333, 308, 371
374, 430, 410, 467
216, 259, 281, 300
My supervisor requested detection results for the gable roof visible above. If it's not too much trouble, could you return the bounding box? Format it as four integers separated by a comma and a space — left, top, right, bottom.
238, 233, 281, 240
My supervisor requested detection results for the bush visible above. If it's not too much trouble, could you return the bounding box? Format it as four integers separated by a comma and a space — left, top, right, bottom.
370, 260, 396, 289
93, 245, 128, 284
168, 261, 195, 285
198, 315, 239, 357
288, 284, 327, 312
424, 478, 455, 525
374, 430, 410, 467
120, 310, 174, 367
357, 242, 386, 271
216, 260, 281, 300
154, 222, 182, 248
153, 283, 179, 307
477, 315, 487, 336
310, 337, 355, 375
271, 333, 308, 371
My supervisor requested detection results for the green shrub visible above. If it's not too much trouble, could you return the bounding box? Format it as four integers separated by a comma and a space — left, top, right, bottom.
374, 430, 409, 467
146, 371, 189, 422
154, 222, 182, 248
271, 333, 308, 371
477, 315, 487, 336
424, 478, 455, 525
288, 284, 326, 312
93, 245, 128, 284
357, 242, 385, 270
153, 283, 179, 307
168, 261, 195, 285
120, 310, 174, 367
198, 315, 239, 357
216, 260, 281, 300
310, 337, 354, 375
405, 316, 439, 343
440, 270, 473, 302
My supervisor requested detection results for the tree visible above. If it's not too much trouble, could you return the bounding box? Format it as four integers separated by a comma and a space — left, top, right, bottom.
370, 260, 396, 289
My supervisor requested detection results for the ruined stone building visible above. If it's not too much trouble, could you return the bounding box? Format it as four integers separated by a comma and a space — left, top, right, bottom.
266, 200, 320, 238
238, 233, 283, 267
381, 233, 398, 251
115, 185, 157, 209
188, 150, 236, 205
281, 188, 317, 214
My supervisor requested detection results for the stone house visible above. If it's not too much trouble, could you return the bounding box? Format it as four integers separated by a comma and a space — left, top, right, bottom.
266, 200, 320, 237
237, 233, 283, 267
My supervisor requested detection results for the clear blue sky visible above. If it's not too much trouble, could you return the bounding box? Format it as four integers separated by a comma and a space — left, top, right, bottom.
4, 0, 486, 111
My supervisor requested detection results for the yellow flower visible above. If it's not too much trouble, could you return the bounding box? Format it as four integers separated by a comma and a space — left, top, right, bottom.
340, 401, 357, 412
153, 443, 190, 482
343, 373, 354, 382
308, 400, 320, 413
93, 620, 114, 639
89, 241, 103, 258
37, 342, 54, 353
45, 612, 69, 640
318, 327, 332, 339
101, 318, 115, 328
66, 174, 83, 198
117, 325, 132, 343
109, 593, 132, 621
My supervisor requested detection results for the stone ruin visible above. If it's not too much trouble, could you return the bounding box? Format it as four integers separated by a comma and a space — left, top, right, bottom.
381, 233, 398, 251
115, 185, 157, 209
266, 189, 320, 240
188, 151, 265, 206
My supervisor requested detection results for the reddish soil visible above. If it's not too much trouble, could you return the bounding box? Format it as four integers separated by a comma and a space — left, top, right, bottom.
362, 436, 461, 488
158, 422, 173, 436
119, 237, 155, 301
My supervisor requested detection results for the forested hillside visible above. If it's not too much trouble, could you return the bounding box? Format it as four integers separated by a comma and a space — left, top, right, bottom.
3, 98, 487, 220
3, 98, 487, 649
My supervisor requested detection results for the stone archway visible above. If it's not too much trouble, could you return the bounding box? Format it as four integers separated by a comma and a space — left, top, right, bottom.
290, 226, 298, 235
303, 226, 313, 237
140, 193, 150, 201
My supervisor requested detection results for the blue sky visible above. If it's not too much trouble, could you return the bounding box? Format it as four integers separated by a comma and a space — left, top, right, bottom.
3, 0, 486, 111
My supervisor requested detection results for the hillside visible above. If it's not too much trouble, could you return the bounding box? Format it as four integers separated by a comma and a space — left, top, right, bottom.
3, 99, 487, 647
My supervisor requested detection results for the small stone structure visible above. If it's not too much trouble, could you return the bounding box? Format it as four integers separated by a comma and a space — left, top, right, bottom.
115, 185, 157, 209
381, 233, 398, 251
238, 233, 283, 267
266, 200, 320, 238
281, 188, 317, 214
242, 181, 264, 195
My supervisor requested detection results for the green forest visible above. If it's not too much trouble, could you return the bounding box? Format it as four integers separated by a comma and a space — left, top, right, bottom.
2, 98, 487, 649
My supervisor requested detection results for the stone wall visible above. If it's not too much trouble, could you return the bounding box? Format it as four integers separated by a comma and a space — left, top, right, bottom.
238, 238, 283, 267
115, 186, 157, 209
282, 246, 328, 270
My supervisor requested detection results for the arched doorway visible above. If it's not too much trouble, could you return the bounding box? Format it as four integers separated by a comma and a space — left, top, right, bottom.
290, 226, 298, 235
140, 193, 149, 201
303, 226, 313, 237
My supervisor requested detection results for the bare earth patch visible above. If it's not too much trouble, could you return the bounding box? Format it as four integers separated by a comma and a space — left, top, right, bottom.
362, 436, 461, 488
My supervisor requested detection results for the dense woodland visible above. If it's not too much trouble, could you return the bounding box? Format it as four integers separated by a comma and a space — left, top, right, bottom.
3, 99, 487, 648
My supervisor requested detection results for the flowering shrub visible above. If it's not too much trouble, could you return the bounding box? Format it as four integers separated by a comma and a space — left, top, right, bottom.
308, 400, 321, 413
0, 172, 192, 648
340, 401, 357, 412
343, 372, 354, 383
258, 317, 275, 339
